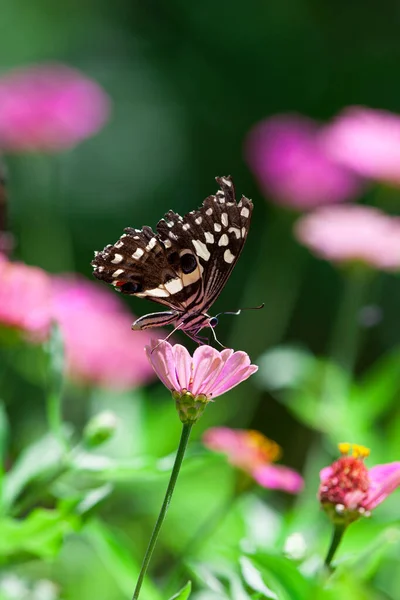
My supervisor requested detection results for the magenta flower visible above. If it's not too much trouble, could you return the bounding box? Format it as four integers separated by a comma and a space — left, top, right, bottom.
203, 427, 303, 494
146, 342, 258, 423
295, 205, 400, 271
0, 256, 52, 340
245, 114, 363, 209
0, 64, 110, 152
319, 443, 400, 525
51, 277, 156, 389
321, 106, 400, 185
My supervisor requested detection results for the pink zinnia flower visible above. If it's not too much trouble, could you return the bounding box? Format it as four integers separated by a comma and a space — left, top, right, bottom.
146, 341, 258, 423
0, 256, 52, 339
295, 205, 400, 271
0, 64, 110, 152
245, 114, 362, 209
321, 106, 400, 185
52, 277, 156, 389
203, 427, 303, 494
319, 443, 400, 525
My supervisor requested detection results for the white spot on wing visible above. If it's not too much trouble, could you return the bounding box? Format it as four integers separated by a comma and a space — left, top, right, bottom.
228, 227, 241, 239
214, 223, 222, 232
204, 232, 214, 244
111, 254, 123, 264
112, 269, 124, 278
142, 287, 170, 298
183, 223, 190, 231
241, 207, 250, 218
167, 221, 174, 228
195, 216, 202, 225
114, 240, 124, 249
224, 249, 235, 263
163, 238, 172, 248
206, 208, 213, 216
132, 248, 144, 260
221, 177, 232, 187
218, 234, 229, 247
192, 239, 211, 261
165, 278, 184, 294
146, 237, 157, 251
241, 227, 246, 237
97, 266, 104, 272
169, 232, 178, 240
221, 213, 228, 227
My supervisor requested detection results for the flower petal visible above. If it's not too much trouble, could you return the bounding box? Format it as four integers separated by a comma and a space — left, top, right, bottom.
365, 462, 400, 510
190, 345, 223, 396
252, 464, 304, 494
211, 351, 258, 397
145, 341, 180, 391
172, 343, 192, 390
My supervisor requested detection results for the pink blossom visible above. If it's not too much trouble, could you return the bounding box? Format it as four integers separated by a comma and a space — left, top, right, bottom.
0, 256, 52, 339
319, 443, 400, 524
321, 106, 400, 185
0, 64, 110, 152
245, 114, 362, 209
203, 427, 303, 494
51, 277, 156, 389
146, 342, 257, 399
146, 342, 258, 422
295, 205, 400, 271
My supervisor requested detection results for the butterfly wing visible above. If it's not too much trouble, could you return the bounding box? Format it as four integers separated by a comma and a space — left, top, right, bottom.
91, 176, 253, 332
156, 176, 253, 315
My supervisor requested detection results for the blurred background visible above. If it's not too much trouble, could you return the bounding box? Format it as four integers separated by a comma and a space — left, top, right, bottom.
2, 1, 400, 599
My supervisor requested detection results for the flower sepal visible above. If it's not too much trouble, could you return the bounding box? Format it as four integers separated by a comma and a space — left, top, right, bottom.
173, 390, 209, 424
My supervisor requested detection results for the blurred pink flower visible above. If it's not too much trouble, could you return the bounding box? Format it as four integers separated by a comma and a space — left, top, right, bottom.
0, 256, 52, 339
319, 443, 400, 524
0, 64, 110, 152
146, 341, 258, 422
245, 114, 362, 209
52, 277, 156, 389
203, 427, 303, 494
295, 205, 400, 271
321, 107, 400, 185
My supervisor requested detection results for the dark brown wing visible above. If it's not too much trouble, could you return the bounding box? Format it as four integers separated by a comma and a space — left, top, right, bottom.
156, 176, 253, 314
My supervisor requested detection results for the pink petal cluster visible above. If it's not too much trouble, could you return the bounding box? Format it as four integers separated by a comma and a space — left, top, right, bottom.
0, 256, 52, 340
51, 277, 156, 389
319, 444, 400, 523
203, 427, 303, 494
0, 64, 110, 152
245, 114, 362, 209
146, 341, 258, 400
295, 205, 400, 271
0, 255, 156, 388
321, 107, 400, 185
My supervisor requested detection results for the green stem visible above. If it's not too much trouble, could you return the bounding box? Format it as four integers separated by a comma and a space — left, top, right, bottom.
324, 524, 346, 570
132, 422, 193, 600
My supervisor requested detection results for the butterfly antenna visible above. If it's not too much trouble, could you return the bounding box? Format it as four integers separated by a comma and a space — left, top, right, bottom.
215, 303, 265, 318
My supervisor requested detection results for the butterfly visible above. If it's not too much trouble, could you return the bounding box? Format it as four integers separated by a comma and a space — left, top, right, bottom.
91, 176, 253, 344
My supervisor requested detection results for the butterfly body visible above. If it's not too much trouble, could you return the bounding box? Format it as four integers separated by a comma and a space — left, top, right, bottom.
92, 176, 253, 343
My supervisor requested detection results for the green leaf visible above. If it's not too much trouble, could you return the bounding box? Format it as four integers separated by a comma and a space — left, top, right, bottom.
168, 581, 192, 600
0, 508, 77, 559
243, 553, 316, 600
85, 519, 162, 600
2, 433, 66, 511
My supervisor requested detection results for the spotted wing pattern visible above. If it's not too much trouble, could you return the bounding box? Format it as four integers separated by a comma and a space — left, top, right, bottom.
91, 176, 253, 338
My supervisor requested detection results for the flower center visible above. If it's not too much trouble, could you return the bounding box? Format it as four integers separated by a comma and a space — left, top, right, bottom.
320, 443, 370, 510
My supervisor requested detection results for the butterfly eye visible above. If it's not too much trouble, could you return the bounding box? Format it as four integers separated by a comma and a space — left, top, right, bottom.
180, 253, 197, 274
209, 317, 219, 328
120, 282, 143, 293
